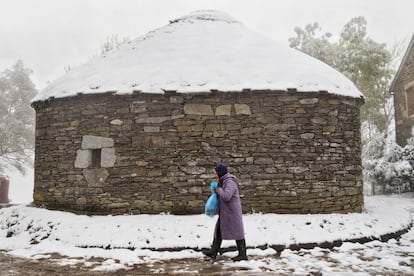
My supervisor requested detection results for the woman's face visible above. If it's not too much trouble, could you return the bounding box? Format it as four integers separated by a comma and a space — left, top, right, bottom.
214, 169, 219, 181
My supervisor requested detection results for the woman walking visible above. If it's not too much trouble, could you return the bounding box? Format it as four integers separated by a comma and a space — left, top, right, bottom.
203, 164, 247, 261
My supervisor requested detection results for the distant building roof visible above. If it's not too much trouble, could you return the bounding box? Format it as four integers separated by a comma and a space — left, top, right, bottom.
390, 34, 414, 92
33, 10, 363, 102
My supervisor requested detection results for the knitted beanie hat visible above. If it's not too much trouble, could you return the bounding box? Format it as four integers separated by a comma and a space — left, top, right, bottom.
215, 164, 228, 178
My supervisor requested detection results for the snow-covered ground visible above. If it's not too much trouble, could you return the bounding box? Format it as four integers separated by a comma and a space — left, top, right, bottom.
0, 193, 413, 274
6, 169, 34, 204
226, 228, 414, 275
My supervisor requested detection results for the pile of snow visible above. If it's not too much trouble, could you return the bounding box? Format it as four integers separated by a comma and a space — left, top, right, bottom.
0, 194, 412, 271
32, 10, 362, 102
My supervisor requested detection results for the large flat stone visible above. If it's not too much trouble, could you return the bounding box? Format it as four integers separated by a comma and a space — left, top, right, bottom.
74, 149, 91, 168
101, 148, 116, 168
81, 135, 114, 149
234, 104, 251, 115
184, 104, 214, 116
215, 105, 231, 116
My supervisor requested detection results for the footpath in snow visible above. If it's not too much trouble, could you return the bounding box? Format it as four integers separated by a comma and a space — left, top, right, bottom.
0, 194, 413, 272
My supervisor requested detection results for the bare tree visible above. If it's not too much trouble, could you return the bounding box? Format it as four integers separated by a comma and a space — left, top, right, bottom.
0, 60, 37, 174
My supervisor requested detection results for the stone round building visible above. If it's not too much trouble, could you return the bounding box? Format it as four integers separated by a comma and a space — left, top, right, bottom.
31, 10, 364, 215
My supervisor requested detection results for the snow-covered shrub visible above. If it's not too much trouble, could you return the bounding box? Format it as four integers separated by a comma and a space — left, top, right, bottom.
362, 127, 414, 195
362, 96, 414, 195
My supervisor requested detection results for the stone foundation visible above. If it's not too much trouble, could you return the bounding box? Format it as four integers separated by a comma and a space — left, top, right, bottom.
32, 90, 364, 215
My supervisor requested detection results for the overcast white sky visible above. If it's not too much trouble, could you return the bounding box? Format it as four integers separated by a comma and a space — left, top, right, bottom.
1, 0, 413, 90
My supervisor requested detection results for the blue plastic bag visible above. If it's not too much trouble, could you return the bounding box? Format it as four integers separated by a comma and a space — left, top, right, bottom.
205, 181, 219, 217
205, 193, 219, 217
210, 181, 218, 191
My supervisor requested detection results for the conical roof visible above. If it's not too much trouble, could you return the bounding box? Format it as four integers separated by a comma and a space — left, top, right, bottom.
33, 10, 363, 102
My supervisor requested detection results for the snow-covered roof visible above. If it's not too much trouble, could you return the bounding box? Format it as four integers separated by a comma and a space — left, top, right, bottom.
390, 34, 414, 92
32, 10, 363, 102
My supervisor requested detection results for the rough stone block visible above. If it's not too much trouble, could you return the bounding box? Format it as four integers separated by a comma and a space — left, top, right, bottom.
189, 187, 203, 193
241, 127, 262, 135
101, 148, 116, 168
136, 116, 171, 124
323, 126, 336, 132
311, 117, 326, 124
170, 96, 184, 103
288, 167, 309, 174
130, 101, 147, 113
76, 197, 87, 206
33, 192, 44, 201
234, 104, 251, 115
136, 160, 149, 166
180, 166, 206, 175
265, 124, 293, 131
83, 168, 109, 187
278, 95, 298, 102
300, 133, 315, 139
132, 136, 150, 147
184, 104, 214, 116
215, 105, 231, 116
188, 200, 204, 207
110, 119, 123, 125
254, 158, 274, 165
144, 126, 160, 132
148, 170, 162, 177
82, 135, 114, 149
299, 98, 319, 104
133, 200, 149, 209
108, 202, 130, 209
151, 136, 164, 147
296, 108, 306, 114
191, 124, 204, 132
74, 149, 92, 168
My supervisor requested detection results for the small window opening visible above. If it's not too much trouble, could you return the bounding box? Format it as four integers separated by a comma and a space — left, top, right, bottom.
91, 149, 102, 168
406, 86, 414, 116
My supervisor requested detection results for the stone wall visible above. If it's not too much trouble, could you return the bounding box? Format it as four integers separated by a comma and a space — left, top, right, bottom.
393, 43, 414, 146
32, 90, 364, 215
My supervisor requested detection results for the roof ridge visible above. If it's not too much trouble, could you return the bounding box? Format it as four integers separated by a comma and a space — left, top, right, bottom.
169, 10, 240, 24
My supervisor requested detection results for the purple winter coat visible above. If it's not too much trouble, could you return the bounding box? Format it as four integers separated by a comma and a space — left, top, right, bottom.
215, 173, 245, 240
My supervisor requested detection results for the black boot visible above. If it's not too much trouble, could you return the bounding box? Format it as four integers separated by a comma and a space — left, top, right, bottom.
202, 238, 222, 260
232, 239, 248, 262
